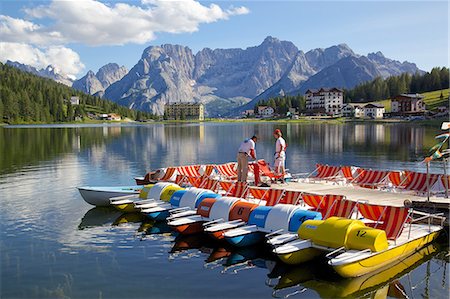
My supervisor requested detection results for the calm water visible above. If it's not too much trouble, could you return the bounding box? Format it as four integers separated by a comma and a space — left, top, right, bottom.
0, 122, 449, 299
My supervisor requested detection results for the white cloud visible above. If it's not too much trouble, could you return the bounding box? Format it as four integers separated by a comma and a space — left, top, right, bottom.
0, 42, 84, 78
20, 0, 250, 46
0, 0, 249, 77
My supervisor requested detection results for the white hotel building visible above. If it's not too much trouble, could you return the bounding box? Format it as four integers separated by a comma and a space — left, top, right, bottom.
305, 88, 344, 115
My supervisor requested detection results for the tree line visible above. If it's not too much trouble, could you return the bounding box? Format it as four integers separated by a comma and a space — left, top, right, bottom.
0, 63, 155, 123
254, 67, 449, 113
344, 67, 449, 102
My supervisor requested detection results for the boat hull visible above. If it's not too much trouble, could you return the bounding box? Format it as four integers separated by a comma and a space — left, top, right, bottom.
113, 203, 138, 213
170, 222, 205, 235
225, 232, 265, 247
332, 230, 440, 278
143, 210, 170, 221
135, 177, 150, 185
277, 247, 323, 265
78, 186, 141, 207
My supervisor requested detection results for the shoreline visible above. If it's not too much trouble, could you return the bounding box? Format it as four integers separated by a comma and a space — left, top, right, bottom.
1, 117, 446, 127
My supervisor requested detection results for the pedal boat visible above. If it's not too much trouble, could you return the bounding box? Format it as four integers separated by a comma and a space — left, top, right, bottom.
131, 182, 183, 210
203, 201, 258, 240
223, 205, 321, 248
77, 185, 143, 207
167, 197, 240, 235
141, 188, 218, 221
109, 184, 155, 212
328, 222, 442, 278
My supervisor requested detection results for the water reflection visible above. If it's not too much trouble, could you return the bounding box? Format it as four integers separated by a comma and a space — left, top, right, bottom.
1, 123, 447, 178
1, 123, 449, 299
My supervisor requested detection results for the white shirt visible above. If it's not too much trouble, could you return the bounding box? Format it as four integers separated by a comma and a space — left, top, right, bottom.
238, 139, 255, 155
275, 137, 286, 158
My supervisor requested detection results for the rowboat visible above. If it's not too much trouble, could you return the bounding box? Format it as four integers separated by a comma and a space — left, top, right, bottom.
77, 186, 143, 207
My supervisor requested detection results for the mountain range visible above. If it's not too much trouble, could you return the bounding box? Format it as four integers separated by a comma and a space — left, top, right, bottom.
6, 60, 74, 86
7, 37, 423, 116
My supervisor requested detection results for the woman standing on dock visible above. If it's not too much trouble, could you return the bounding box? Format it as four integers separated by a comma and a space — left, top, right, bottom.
273, 129, 286, 180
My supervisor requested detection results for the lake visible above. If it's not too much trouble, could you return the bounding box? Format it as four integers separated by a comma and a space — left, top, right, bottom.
1, 122, 448, 299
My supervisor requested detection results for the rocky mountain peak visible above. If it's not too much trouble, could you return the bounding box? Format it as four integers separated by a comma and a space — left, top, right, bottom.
72, 63, 128, 95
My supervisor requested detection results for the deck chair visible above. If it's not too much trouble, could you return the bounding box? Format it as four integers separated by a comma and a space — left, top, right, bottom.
340, 166, 360, 183
249, 187, 269, 200
176, 165, 201, 185
219, 181, 233, 194
223, 182, 249, 198
311, 163, 341, 180
301, 193, 325, 211
280, 190, 303, 205
178, 165, 201, 177
302, 193, 344, 218
264, 189, 286, 206
358, 203, 388, 226
402, 171, 440, 194
352, 169, 390, 189
202, 165, 215, 177
175, 174, 188, 186
215, 163, 238, 180
388, 171, 409, 187
159, 167, 178, 182
319, 194, 346, 218
257, 160, 284, 182
381, 206, 411, 240
187, 175, 207, 188
325, 199, 357, 219
199, 178, 220, 192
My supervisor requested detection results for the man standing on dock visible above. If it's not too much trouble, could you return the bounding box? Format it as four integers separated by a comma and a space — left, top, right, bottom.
273, 129, 286, 180
237, 135, 258, 182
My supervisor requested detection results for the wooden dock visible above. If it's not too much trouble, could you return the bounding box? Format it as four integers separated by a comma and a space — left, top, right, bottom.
276, 180, 449, 225
278, 180, 448, 206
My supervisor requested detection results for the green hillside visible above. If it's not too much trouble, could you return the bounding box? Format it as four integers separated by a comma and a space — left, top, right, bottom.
421, 89, 449, 109
0, 63, 154, 124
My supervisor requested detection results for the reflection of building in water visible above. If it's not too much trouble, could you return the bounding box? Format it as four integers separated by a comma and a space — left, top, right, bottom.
323, 125, 343, 152
373, 125, 385, 143
353, 125, 366, 144
351, 124, 385, 145
102, 126, 122, 137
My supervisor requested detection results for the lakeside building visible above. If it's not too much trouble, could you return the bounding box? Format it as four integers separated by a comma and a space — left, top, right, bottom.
99, 113, 121, 121
363, 103, 385, 119
165, 102, 204, 120
305, 87, 344, 115
70, 96, 80, 105
242, 109, 255, 117
391, 94, 426, 115
342, 103, 364, 118
257, 106, 275, 117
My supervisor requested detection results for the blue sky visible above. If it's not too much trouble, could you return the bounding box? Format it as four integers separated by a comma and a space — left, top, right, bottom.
0, 0, 448, 78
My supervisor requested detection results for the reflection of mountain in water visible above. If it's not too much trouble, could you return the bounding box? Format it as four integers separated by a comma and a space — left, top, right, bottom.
2, 123, 442, 179
79, 123, 443, 177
